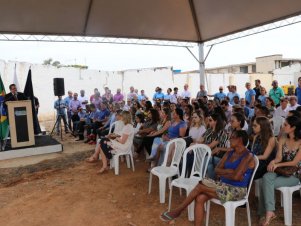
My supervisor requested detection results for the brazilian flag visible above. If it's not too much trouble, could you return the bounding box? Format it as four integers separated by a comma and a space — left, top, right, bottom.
0, 74, 8, 139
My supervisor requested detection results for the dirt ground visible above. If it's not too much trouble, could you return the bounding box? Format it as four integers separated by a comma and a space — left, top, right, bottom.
0, 134, 300, 226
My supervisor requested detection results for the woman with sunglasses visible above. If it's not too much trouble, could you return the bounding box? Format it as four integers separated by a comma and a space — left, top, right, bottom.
196, 113, 229, 178
251, 116, 277, 180
160, 130, 255, 225
258, 116, 301, 225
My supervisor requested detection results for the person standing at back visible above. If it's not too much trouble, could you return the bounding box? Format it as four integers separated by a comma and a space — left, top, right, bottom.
295, 77, 301, 105
269, 80, 284, 107
253, 79, 262, 100
245, 82, 256, 108
196, 84, 207, 100
78, 89, 89, 109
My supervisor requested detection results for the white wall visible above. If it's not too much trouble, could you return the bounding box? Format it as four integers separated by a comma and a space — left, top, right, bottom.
0, 60, 200, 121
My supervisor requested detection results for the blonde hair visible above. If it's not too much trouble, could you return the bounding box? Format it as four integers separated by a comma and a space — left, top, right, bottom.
121, 111, 132, 125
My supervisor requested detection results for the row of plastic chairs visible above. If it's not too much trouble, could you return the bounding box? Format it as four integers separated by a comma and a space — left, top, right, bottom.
148, 138, 261, 226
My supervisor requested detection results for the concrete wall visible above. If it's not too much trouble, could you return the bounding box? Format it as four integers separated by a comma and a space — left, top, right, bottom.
256, 54, 282, 73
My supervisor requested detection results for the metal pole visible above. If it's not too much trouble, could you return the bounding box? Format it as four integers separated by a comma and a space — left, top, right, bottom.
198, 43, 205, 86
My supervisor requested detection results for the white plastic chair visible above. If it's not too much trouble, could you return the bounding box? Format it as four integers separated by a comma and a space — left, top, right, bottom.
168, 144, 211, 221
148, 138, 186, 203
109, 130, 135, 175
276, 183, 301, 226
205, 156, 259, 226
272, 116, 284, 136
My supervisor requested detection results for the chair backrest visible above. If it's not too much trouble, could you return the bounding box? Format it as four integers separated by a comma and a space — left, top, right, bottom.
108, 121, 117, 134
180, 144, 211, 180
245, 155, 259, 199
272, 116, 284, 136
161, 138, 186, 168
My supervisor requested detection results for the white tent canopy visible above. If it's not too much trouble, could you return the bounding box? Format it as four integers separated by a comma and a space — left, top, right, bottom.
0, 0, 301, 43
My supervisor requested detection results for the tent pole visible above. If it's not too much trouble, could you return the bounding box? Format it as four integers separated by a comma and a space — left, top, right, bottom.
198, 43, 205, 86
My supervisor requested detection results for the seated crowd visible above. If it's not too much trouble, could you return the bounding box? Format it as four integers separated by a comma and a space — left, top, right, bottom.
54, 80, 301, 226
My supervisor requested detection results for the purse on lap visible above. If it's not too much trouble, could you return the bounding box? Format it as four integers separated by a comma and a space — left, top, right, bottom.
274, 166, 298, 177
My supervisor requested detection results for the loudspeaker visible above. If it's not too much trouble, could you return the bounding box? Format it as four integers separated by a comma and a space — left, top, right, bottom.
53, 78, 65, 96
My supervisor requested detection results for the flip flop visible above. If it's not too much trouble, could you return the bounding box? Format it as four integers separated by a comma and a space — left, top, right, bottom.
86, 156, 98, 163
97, 167, 109, 174
262, 214, 277, 226
160, 211, 177, 222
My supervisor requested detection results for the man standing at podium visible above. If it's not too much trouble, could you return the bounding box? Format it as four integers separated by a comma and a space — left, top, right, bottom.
4, 84, 27, 102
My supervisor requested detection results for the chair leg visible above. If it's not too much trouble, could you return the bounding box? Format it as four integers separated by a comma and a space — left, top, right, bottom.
205, 201, 211, 226
114, 155, 119, 175
246, 202, 251, 226
224, 204, 236, 226
282, 190, 293, 226
126, 155, 131, 168
130, 153, 135, 172
187, 200, 195, 221
159, 177, 167, 203
148, 173, 153, 194
168, 185, 173, 211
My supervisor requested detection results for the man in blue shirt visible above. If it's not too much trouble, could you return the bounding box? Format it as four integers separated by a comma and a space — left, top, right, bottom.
153, 87, 164, 102
54, 96, 69, 134
211, 86, 226, 102
295, 77, 301, 105
245, 82, 256, 107
138, 89, 148, 102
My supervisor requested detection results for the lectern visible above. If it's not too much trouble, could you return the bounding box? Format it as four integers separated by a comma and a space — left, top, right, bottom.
6, 100, 35, 148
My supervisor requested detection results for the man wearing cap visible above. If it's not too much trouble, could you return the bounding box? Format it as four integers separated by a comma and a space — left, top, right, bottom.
274, 97, 289, 118
269, 80, 284, 106
295, 77, 301, 105
253, 79, 262, 100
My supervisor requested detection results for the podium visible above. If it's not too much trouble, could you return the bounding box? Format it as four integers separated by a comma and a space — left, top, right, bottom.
6, 100, 35, 148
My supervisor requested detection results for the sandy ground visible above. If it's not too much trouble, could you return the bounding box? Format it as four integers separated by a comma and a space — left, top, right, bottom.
0, 133, 300, 226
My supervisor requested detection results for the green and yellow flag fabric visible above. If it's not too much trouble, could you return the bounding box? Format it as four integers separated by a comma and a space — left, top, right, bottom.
0, 74, 8, 139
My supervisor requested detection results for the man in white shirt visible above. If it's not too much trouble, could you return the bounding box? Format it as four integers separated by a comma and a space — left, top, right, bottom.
274, 97, 289, 118
127, 86, 138, 101
78, 90, 89, 109
288, 96, 299, 110
170, 87, 179, 104
181, 84, 191, 101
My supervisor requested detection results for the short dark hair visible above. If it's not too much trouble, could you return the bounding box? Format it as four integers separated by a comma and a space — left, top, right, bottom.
220, 100, 229, 106
9, 84, 16, 90
232, 130, 249, 146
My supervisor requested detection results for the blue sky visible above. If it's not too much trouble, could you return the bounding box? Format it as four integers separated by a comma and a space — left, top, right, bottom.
0, 22, 301, 72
